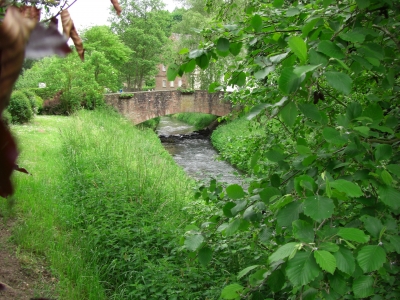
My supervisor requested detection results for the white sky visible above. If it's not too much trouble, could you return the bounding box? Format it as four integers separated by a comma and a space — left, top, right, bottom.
67, 0, 181, 32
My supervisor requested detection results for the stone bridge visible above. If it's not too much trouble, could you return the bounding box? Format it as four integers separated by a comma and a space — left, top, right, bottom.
104, 90, 233, 125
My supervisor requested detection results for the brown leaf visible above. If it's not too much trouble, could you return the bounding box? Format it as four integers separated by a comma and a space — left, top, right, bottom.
60, 9, 73, 39
71, 27, 85, 61
0, 6, 36, 112
0, 121, 18, 198
111, 0, 122, 16
25, 23, 71, 59
19, 5, 41, 22
60, 9, 84, 61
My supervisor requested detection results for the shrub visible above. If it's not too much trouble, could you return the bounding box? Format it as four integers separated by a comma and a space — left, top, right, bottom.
21, 89, 39, 114
30, 87, 56, 100
34, 95, 44, 114
8, 91, 33, 124
1, 109, 12, 125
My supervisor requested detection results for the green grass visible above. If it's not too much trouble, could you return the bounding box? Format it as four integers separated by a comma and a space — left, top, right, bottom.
6, 110, 203, 299
171, 113, 218, 130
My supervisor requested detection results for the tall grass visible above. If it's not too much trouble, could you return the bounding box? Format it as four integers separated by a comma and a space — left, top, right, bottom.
171, 113, 217, 130
8, 110, 206, 299
9, 116, 106, 299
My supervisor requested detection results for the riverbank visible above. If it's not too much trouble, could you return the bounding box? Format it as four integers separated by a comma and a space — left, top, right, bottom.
1, 110, 254, 299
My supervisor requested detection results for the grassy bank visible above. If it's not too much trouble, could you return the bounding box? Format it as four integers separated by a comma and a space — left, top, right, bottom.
5, 110, 215, 299
171, 113, 217, 130
211, 117, 268, 172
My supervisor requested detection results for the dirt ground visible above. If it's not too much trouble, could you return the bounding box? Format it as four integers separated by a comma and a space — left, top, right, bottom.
0, 218, 56, 300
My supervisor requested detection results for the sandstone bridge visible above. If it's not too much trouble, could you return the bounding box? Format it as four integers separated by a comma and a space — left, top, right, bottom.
104, 90, 233, 125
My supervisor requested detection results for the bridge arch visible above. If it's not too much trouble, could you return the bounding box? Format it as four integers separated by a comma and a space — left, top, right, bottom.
104, 90, 233, 125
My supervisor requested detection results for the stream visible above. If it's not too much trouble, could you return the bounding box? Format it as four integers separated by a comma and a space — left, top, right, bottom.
156, 116, 243, 184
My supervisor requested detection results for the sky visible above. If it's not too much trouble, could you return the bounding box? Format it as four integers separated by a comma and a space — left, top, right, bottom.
67, 0, 181, 32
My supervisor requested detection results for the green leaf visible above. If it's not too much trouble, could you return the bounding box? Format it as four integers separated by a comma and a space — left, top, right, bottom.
268, 242, 301, 264
360, 215, 383, 239
251, 14, 263, 32
226, 184, 245, 200
362, 102, 383, 121
378, 185, 400, 209
302, 154, 316, 166
280, 101, 298, 127
375, 144, 393, 161
276, 201, 302, 228
196, 54, 209, 70
293, 220, 314, 243
346, 102, 363, 121
293, 64, 320, 76
357, 245, 386, 272
353, 276, 374, 298
184, 59, 196, 73
389, 235, 400, 254
325, 72, 352, 95
236, 71, 246, 86
266, 269, 285, 292
184, 234, 204, 251
229, 42, 242, 56
272, 0, 284, 8
338, 228, 369, 243
189, 49, 204, 59
356, 0, 370, 9
322, 127, 347, 145
225, 218, 242, 236
259, 187, 281, 204
387, 164, 400, 178
279, 67, 302, 94
381, 170, 393, 185
339, 30, 366, 43
314, 250, 336, 274
288, 36, 308, 62
302, 18, 321, 37
179, 48, 189, 55
254, 66, 274, 80
217, 38, 230, 52
328, 272, 347, 295
309, 49, 328, 65
237, 265, 259, 280
221, 283, 244, 299
319, 242, 339, 252
298, 103, 322, 123
303, 196, 335, 222
198, 246, 213, 266
265, 149, 285, 162
333, 246, 355, 275
167, 63, 179, 81
317, 40, 345, 59
286, 251, 321, 286
330, 179, 363, 197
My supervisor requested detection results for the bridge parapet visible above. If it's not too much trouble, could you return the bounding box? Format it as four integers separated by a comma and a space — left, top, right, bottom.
104, 90, 232, 125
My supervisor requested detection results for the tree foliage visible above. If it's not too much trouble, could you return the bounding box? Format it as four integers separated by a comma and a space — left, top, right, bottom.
173, 0, 400, 298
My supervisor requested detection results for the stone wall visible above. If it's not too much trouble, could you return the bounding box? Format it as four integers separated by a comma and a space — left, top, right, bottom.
104, 91, 232, 124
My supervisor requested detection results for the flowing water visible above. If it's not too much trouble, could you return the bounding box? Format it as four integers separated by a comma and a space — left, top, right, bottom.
156, 116, 242, 184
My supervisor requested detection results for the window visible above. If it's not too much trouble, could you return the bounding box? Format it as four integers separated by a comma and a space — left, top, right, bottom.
178, 79, 182, 87
162, 64, 166, 71
170, 81, 174, 87
162, 80, 166, 87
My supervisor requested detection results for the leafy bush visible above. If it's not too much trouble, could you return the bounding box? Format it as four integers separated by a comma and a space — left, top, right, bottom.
175, 1, 400, 299
1, 109, 12, 125
177, 87, 195, 94
30, 88, 56, 100
172, 112, 218, 130
118, 93, 134, 99
21, 89, 40, 114
8, 91, 33, 124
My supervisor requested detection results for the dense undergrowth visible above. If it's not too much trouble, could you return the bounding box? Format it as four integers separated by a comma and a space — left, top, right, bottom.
4, 109, 256, 299
172, 113, 217, 130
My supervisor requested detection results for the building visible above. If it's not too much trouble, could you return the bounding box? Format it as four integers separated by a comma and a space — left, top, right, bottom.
154, 63, 189, 91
